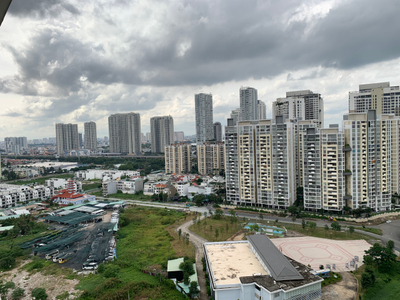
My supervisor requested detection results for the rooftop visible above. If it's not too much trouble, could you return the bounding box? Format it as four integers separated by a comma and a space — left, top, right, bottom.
204, 241, 268, 286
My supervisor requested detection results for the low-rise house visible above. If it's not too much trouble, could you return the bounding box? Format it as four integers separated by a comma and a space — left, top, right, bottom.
0, 184, 54, 208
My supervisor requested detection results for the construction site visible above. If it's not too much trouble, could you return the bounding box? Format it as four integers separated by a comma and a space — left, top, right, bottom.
17, 201, 124, 271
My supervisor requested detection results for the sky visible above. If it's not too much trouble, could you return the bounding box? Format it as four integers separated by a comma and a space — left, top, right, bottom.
1, 0, 400, 140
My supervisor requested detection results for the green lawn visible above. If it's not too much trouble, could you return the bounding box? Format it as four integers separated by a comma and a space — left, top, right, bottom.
76, 206, 189, 300
355, 227, 382, 235
11, 174, 74, 186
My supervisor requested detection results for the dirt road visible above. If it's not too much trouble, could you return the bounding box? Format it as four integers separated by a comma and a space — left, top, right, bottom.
176, 218, 209, 300
321, 272, 357, 300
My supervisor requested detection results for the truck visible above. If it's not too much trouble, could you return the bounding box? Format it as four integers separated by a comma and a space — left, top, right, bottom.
59, 253, 72, 264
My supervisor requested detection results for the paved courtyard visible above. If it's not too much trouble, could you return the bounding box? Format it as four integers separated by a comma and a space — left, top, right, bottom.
271, 237, 371, 271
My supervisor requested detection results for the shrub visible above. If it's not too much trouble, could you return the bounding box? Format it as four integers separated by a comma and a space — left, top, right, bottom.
5, 281, 15, 289
11, 287, 25, 300
104, 265, 121, 278
31, 287, 48, 300
103, 277, 122, 290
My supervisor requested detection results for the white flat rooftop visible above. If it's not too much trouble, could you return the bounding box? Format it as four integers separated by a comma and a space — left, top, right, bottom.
205, 241, 268, 286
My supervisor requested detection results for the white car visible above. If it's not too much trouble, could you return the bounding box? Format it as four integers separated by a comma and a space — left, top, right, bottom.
386, 220, 392, 223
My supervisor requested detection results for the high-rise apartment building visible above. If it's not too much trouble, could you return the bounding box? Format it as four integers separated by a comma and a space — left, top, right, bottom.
150, 116, 174, 153
273, 90, 324, 127
84, 121, 97, 151
174, 131, 185, 142
213, 122, 222, 142
78, 133, 83, 148
225, 117, 296, 208
349, 82, 400, 115
108, 113, 141, 155
165, 143, 191, 174
55, 123, 79, 155
197, 142, 225, 175
4, 137, 28, 154
195, 93, 214, 143
302, 126, 345, 211
240, 87, 258, 121
230, 108, 240, 125
258, 100, 267, 120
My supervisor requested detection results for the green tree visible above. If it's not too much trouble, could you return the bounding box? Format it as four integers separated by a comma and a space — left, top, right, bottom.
259, 213, 264, 220
363, 255, 373, 266
302, 219, 306, 230
189, 281, 199, 297
324, 224, 329, 232
193, 194, 206, 207
11, 287, 25, 300
213, 209, 223, 220
32, 287, 48, 300
178, 229, 182, 240
291, 215, 296, 223
308, 222, 317, 231
215, 228, 219, 239
349, 226, 355, 234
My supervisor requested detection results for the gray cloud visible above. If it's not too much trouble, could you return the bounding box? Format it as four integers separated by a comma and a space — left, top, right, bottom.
8, 0, 79, 18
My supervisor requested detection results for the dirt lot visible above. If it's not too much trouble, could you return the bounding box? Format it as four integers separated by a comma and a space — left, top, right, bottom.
321, 272, 357, 300
1, 260, 80, 300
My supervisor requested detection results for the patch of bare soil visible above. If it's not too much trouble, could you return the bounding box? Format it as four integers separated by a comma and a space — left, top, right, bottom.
321, 272, 357, 300
1, 260, 80, 300
226, 229, 246, 241
284, 230, 305, 238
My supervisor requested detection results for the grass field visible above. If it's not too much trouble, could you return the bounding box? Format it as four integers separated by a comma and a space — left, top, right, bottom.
354, 261, 400, 300
190, 216, 376, 243
11, 174, 74, 186
355, 227, 382, 235
189, 216, 244, 242
76, 206, 191, 300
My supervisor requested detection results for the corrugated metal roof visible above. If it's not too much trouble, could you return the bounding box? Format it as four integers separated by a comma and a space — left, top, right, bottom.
247, 235, 303, 281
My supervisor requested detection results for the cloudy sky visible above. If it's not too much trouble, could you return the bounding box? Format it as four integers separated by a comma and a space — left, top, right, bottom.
1, 0, 400, 140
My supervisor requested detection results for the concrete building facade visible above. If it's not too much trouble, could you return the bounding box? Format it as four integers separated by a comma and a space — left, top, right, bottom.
197, 142, 225, 176
195, 93, 214, 143
55, 123, 79, 155
349, 82, 400, 116
164, 144, 192, 174
240, 87, 258, 121
150, 116, 174, 153
213, 122, 222, 142
273, 90, 324, 127
257, 100, 267, 120
84, 121, 97, 151
108, 113, 141, 155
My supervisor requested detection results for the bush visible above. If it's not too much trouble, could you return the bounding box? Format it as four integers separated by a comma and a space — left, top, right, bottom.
104, 265, 121, 278
103, 277, 122, 290
11, 287, 25, 300
5, 281, 15, 289
31, 287, 48, 300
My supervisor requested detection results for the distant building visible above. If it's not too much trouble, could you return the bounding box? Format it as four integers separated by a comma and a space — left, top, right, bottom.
258, 100, 267, 120
0, 184, 54, 208
165, 144, 191, 174
197, 142, 224, 175
230, 108, 240, 125
55, 123, 79, 155
273, 90, 324, 127
195, 93, 214, 143
213, 122, 222, 142
108, 113, 141, 155
4, 137, 28, 154
151, 116, 174, 153
349, 82, 400, 115
174, 131, 185, 142
84, 121, 97, 151
78, 133, 83, 148
51, 180, 95, 206
240, 87, 258, 121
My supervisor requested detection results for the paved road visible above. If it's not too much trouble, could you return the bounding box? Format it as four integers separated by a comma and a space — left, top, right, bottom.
176, 218, 208, 300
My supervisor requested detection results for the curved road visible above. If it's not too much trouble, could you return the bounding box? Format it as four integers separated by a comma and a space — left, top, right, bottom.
176, 217, 209, 300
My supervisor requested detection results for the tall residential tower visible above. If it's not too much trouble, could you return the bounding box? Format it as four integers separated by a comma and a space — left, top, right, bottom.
84, 121, 97, 151
55, 123, 79, 155
150, 116, 174, 153
195, 93, 214, 143
108, 113, 141, 155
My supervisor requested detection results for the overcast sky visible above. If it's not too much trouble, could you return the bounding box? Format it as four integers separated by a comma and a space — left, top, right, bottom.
1, 0, 400, 140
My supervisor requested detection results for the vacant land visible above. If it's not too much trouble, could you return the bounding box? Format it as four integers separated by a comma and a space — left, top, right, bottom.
101, 192, 153, 201
189, 216, 243, 242
11, 174, 74, 185
76, 206, 190, 300
81, 182, 102, 191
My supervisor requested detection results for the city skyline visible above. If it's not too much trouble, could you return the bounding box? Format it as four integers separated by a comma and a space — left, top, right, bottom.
1, 1, 400, 139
